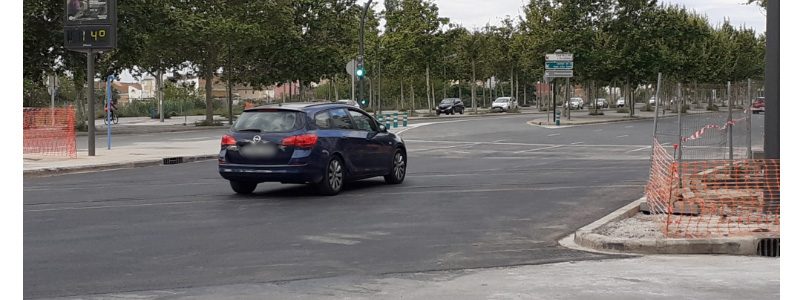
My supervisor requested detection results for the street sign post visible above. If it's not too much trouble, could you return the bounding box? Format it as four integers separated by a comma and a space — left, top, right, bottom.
545, 51, 574, 121
65, 0, 118, 157
545, 61, 573, 70
545, 53, 573, 61
544, 70, 574, 78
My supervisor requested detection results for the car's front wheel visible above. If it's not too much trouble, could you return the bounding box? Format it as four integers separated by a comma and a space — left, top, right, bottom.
316, 156, 344, 195
230, 180, 257, 194
384, 149, 406, 184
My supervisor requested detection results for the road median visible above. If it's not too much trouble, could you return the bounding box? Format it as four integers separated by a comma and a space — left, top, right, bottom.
563, 197, 767, 256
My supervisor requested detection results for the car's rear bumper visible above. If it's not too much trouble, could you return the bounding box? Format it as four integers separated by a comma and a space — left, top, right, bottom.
752, 107, 765, 112
218, 163, 324, 183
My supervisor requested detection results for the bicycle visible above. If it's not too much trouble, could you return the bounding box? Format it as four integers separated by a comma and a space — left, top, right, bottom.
103, 110, 119, 125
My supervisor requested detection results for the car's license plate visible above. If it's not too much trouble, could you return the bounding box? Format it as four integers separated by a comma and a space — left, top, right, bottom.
241, 145, 277, 157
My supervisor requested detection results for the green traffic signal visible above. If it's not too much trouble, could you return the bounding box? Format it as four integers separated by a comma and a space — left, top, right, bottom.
356, 68, 365, 77
360, 99, 369, 106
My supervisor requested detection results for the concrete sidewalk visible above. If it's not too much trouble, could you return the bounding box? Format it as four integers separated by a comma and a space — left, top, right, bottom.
23, 138, 219, 177
47, 255, 778, 300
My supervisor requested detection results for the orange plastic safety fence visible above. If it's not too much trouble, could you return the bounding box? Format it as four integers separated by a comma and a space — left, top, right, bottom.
23, 107, 77, 158
646, 139, 779, 238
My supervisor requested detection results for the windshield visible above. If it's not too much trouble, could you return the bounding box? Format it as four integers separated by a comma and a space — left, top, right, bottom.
441, 99, 455, 104
494, 98, 509, 103
233, 111, 304, 132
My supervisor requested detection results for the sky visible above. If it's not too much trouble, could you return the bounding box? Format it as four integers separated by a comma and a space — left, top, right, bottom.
121, 0, 766, 83
366, 0, 766, 33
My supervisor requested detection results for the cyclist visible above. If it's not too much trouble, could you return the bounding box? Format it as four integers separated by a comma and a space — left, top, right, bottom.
104, 99, 119, 124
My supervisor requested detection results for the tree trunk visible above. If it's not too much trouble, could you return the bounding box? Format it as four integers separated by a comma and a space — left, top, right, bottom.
471, 60, 477, 113
333, 75, 339, 101
410, 81, 416, 115
227, 75, 233, 125
400, 79, 405, 110
288, 81, 293, 102
204, 68, 214, 123
426, 64, 431, 113
431, 75, 436, 111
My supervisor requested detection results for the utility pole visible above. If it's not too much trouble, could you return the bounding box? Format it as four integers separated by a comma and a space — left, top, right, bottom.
87, 50, 95, 156
765, 0, 779, 159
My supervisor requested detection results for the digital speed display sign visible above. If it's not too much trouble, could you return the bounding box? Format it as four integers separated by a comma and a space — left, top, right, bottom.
64, 0, 117, 51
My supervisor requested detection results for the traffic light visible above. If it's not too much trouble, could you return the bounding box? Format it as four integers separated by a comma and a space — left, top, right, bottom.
360, 98, 369, 107
355, 62, 366, 79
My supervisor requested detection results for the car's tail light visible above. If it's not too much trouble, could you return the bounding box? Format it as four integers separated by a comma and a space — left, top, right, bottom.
221, 135, 237, 147
282, 133, 318, 149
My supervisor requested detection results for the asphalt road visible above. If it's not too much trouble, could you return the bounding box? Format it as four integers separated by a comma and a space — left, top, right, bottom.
24, 113, 765, 298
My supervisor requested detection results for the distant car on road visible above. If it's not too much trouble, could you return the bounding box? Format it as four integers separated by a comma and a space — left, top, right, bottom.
751, 97, 765, 114
590, 98, 608, 108
218, 103, 407, 195
437, 98, 465, 115
649, 97, 656, 106
568, 97, 584, 110
336, 99, 360, 109
491, 97, 518, 112
616, 98, 626, 108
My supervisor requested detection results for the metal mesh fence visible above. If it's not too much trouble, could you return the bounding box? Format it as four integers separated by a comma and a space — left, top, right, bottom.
646, 139, 780, 238
23, 107, 77, 158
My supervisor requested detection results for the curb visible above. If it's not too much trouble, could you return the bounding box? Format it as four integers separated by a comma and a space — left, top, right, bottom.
77, 125, 228, 136
23, 154, 218, 178
568, 197, 761, 255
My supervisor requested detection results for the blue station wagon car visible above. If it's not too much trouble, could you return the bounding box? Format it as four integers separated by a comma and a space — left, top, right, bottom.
218, 103, 407, 195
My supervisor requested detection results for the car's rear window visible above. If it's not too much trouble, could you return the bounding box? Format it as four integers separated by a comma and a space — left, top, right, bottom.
233, 111, 304, 132
495, 99, 509, 103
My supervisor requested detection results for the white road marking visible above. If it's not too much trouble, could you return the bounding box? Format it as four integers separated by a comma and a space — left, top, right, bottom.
404, 139, 651, 148
627, 146, 652, 152
352, 184, 644, 196
547, 133, 561, 137
448, 150, 471, 154
625, 125, 634, 128
513, 145, 564, 154
616, 135, 629, 138
570, 142, 584, 145
302, 235, 360, 245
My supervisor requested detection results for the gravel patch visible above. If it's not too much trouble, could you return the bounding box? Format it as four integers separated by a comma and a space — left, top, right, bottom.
595, 213, 665, 239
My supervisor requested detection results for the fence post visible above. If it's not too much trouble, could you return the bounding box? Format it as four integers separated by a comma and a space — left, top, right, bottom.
393, 112, 398, 128
677, 83, 683, 188
403, 112, 408, 127
728, 81, 733, 161
747, 79, 752, 158
652, 73, 662, 159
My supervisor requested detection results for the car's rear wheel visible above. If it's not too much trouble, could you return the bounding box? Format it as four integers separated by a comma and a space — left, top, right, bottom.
230, 180, 257, 194
458, 108, 464, 114
384, 150, 406, 184
316, 156, 344, 195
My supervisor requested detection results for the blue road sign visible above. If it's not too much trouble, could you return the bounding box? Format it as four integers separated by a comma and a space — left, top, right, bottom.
545, 61, 573, 70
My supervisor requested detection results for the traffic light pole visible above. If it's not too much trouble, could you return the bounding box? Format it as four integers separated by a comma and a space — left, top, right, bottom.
358, 0, 372, 106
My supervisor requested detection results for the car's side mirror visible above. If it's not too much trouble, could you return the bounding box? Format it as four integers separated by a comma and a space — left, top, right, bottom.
379, 124, 388, 132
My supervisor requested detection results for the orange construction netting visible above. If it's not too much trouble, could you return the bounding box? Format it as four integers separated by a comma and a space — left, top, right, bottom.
23, 107, 77, 158
646, 139, 779, 238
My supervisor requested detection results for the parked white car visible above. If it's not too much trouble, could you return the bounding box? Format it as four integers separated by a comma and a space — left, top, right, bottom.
616, 98, 626, 108
491, 97, 518, 112
336, 99, 361, 109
